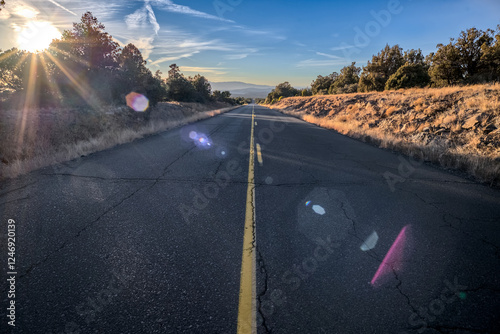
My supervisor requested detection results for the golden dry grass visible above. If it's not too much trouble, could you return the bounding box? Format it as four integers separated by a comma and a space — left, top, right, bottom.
270, 83, 500, 186
0, 102, 239, 179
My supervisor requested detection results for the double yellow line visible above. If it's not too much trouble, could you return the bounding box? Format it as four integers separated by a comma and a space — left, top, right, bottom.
237, 105, 257, 334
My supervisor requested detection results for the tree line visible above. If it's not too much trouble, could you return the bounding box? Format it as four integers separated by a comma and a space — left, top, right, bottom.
266, 25, 500, 104
0, 12, 248, 110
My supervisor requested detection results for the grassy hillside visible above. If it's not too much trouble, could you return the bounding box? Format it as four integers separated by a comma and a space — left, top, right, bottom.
0, 102, 237, 179
270, 83, 500, 186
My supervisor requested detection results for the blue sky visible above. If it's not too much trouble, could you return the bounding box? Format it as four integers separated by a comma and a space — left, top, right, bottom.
0, 0, 499, 87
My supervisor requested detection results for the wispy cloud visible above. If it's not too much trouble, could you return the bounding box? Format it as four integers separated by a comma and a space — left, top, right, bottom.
129, 36, 156, 60
225, 54, 249, 60
145, 3, 160, 34
330, 44, 357, 51
151, 0, 234, 23
47, 0, 77, 16
150, 51, 200, 65
125, 3, 160, 34
8, 0, 39, 18
316, 52, 341, 59
224, 48, 258, 60
180, 66, 228, 75
178, 39, 234, 52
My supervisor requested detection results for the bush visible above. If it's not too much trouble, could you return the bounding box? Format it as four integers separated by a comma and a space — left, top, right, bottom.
385, 63, 430, 90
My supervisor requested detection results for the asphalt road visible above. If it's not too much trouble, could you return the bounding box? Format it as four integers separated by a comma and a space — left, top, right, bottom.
1, 104, 499, 334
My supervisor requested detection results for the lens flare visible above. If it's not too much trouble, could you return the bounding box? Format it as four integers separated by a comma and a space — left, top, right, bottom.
126, 92, 149, 112
371, 225, 409, 287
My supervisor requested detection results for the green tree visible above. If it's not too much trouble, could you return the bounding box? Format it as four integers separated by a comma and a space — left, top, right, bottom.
358, 72, 386, 92
404, 49, 426, 65
479, 25, 500, 81
212, 90, 232, 102
189, 74, 211, 102
456, 27, 493, 82
116, 43, 151, 99
300, 88, 313, 96
428, 42, 462, 86
49, 12, 121, 105
311, 73, 338, 95
329, 62, 360, 94
274, 81, 299, 97
166, 74, 196, 102
359, 44, 405, 92
51, 12, 120, 71
265, 82, 299, 104
385, 63, 430, 90
0, 48, 24, 92
168, 63, 180, 79
0, 49, 59, 107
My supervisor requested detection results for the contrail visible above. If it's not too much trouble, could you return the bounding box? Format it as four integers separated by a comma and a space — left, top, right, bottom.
47, 0, 77, 16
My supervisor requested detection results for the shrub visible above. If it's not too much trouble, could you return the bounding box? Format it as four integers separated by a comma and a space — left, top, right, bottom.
385, 63, 430, 90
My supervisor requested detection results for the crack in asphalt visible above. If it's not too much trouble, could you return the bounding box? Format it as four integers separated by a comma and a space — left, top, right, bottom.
0, 195, 30, 206
256, 248, 271, 334
392, 269, 419, 315
6, 182, 153, 287
339, 199, 357, 235
441, 214, 500, 259
41, 173, 155, 181
0, 180, 38, 197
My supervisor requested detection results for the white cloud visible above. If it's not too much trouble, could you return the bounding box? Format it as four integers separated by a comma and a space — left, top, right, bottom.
225, 54, 248, 60
180, 66, 228, 75
149, 51, 200, 65
128, 35, 156, 60
125, 4, 160, 34
330, 44, 357, 51
9, 0, 39, 18
0, 9, 11, 20
47, 0, 77, 16
145, 4, 160, 34
316, 52, 341, 59
151, 0, 234, 23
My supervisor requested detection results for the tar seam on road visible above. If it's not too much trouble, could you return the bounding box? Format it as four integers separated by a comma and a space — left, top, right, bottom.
237, 105, 257, 334
256, 143, 263, 166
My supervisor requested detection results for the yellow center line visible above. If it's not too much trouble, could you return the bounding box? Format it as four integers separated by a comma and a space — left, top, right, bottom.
237, 105, 257, 334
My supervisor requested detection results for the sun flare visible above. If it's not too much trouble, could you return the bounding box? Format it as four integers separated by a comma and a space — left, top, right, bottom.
17, 21, 61, 53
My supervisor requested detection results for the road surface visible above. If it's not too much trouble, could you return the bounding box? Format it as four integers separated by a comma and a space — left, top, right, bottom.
1, 105, 499, 333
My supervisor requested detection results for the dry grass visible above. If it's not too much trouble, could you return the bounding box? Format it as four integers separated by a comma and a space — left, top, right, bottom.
269, 83, 500, 186
0, 102, 239, 179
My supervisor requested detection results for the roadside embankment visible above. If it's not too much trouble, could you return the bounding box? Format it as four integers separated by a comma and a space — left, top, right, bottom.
0, 101, 239, 179
269, 84, 500, 186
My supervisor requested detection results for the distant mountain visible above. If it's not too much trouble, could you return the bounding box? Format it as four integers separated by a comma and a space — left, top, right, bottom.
210, 81, 274, 99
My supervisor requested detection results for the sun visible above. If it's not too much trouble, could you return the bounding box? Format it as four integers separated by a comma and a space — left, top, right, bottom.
17, 21, 61, 53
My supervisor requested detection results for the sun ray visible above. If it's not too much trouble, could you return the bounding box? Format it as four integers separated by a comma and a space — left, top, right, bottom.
47, 45, 91, 68
16, 53, 38, 150
44, 51, 101, 110
38, 52, 63, 101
